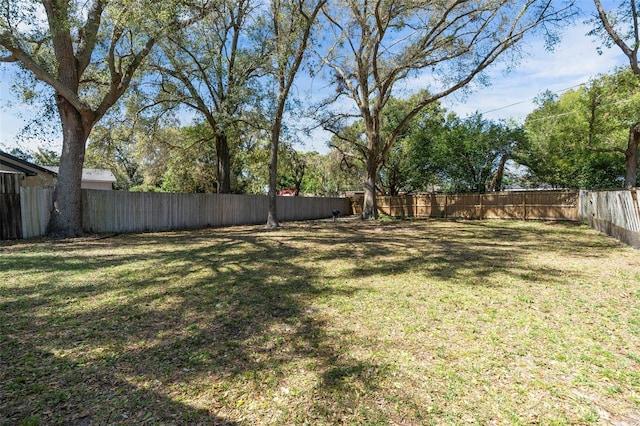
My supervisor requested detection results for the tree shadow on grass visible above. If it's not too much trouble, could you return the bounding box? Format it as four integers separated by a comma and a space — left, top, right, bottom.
0, 219, 625, 424
0, 227, 371, 424
303, 219, 602, 288
0, 335, 237, 425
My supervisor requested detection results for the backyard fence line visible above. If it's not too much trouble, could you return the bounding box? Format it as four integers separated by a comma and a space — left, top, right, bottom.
6, 184, 639, 249
348, 191, 579, 221
1, 182, 349, 239
82, 190, 349, 234
579, 189, 640, 249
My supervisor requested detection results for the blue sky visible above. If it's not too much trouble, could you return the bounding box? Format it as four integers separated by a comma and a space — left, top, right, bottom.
440, 21, 628, 123
297, 16, 628, 153
0, 2, 630, 155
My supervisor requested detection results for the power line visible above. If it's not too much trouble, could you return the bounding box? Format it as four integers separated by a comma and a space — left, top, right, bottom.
479, 82, 589, 116
526, 96, 639, 124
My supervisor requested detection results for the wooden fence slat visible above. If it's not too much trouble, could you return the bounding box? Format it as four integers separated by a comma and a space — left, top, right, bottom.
1, 173, 23, 239
81, 190, 349, 234
350, 191, 579, 221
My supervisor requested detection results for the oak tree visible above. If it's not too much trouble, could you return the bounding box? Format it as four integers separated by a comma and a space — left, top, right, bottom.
319, 0, 576, 218
0, 0, 208, 236
148, 0, 265, 193
590, 0, 640, 186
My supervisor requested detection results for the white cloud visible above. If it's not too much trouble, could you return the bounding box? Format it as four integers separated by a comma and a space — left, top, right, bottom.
0, 6, 633, 155
301, 19, 631, 152
443, 22, 628, 121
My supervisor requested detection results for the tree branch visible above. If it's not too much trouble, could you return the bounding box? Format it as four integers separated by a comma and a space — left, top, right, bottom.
594, 0, 639, 73
0, 31, 88, 113
76, 0, 105, 76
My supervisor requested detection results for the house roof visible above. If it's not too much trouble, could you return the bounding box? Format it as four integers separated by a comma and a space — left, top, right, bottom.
42, 166, 116, 183
0, 150, 58, 177
0, 150, 116, 183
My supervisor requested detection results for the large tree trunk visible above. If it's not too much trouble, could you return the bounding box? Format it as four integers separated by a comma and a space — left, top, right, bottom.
362, 173, 378, 219
47, 96, 90, 237
624, 124, 640, 188
361, 123, 380, 219
362, 155, 378, 219
216, 133, 231, 193
489, 153, 509, 192
293, 179, 302, 197
266, 119, 280, 228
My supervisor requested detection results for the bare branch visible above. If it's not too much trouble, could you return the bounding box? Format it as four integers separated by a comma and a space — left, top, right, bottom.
593, 0, 640, 74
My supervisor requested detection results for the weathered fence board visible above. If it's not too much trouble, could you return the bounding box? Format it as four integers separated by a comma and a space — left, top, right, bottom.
579, 189, 640, 249
20, 186, 53, 238
0, 172, 22, 239
351, 191, 578, 221
0, 173, 22, 239
82, 190, 349, 234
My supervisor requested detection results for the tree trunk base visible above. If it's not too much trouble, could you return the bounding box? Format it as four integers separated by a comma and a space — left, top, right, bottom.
265, 220, 280, 229
47, 215, 87, 239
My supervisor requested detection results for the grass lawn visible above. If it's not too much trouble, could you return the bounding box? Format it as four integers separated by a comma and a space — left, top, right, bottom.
1, 219, 639, 425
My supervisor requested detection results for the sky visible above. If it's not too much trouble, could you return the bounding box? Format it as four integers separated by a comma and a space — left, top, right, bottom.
0, 2, 630, 155
439, 21, 628, 123
296, 16, 629, 153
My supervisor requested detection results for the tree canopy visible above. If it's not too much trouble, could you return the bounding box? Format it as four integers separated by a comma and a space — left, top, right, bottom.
0, 0, 210, 236
318, 0, 576, 217
11, 0, 640, 234
520, 68, 640, 189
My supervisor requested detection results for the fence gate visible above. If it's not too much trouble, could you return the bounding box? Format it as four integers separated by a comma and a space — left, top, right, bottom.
0, 172, 22, 240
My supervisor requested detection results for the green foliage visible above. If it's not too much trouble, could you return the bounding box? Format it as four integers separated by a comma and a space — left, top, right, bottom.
144, 0, 267, 194
382, 98, 449, 194
329, 97, 524, 194
419, 113, 524, 193
299, 149, 363, 196
376, 95, 447, 194
328, 92, 446, 195
520, 68, 639, 189
33, 148, 60, 166
234, 137, 270, 195
85, 119, 143, 191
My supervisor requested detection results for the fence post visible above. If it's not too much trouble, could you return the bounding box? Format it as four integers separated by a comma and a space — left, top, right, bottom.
444, 194, 448, 219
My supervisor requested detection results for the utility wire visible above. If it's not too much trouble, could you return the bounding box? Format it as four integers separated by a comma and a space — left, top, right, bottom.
526, 96, 639, 123
478, 82, 588, 116
478, 81, 640, 124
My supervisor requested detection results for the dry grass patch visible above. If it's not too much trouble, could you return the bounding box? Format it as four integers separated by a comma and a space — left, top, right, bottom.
1, 219, 639, 425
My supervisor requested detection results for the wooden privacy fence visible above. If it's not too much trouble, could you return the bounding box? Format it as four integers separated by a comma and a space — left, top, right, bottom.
1, 186, 348, 239
579, 189, 640, 249
20, 184, 640, 249
0, 172, 22, 239
0, 173, 54, 239
349, 190, 579, 221
82, 190, 349, 234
